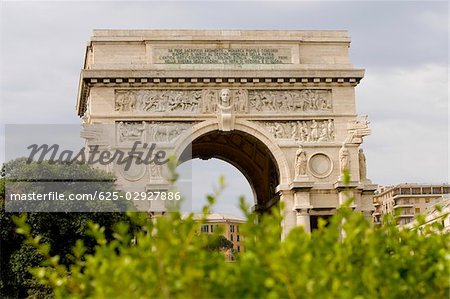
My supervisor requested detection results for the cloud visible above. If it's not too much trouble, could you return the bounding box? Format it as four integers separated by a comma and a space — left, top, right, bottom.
0, 1, 448, 214
176, 159, 254, 217
357, 64, 448, 185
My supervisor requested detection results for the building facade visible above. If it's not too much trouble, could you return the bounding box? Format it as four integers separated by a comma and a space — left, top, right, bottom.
404, 196, 450, 233
373, 184, 450, 226
193, 213, 245, 260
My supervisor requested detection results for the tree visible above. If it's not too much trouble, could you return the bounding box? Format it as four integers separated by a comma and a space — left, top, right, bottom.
205, 234, 234, 251
0, 158, 134, 298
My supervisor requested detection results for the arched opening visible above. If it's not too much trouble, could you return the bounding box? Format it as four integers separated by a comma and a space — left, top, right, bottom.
178, 130, 281, 213
176, 158, 254, 217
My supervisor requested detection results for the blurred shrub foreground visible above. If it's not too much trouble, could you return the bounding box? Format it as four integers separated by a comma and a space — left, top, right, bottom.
7, 168, 450, 298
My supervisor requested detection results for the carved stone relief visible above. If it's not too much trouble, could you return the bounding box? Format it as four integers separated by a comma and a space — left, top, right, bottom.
116, 121, 194, 143
257, 120, 335, 142
339, 144, 350, 174
217, 88, 236, 131
114, 89, 330, 114
115, 90, 136, 112
249, 90, 331, 113
115, 90, 202, 113
117, 121, 146, 142
295, 146, 308, 178
346, 115, 371, 144
359, 148, 367, 181
147, 122, 192, 142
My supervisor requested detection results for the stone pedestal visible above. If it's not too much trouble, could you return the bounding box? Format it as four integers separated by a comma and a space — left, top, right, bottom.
291, 180, 314, 233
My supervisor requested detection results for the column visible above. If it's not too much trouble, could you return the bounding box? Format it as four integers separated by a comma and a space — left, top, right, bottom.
296, 208, 311, 233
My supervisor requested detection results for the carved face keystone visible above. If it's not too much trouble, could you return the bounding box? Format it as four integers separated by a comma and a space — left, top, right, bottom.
220, 89, 231, 105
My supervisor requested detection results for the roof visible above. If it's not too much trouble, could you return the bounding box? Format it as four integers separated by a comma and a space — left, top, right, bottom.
182, 212, 246, 223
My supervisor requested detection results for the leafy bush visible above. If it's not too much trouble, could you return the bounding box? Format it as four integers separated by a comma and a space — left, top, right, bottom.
0, 158, 134, 298
13, 184, 450, 299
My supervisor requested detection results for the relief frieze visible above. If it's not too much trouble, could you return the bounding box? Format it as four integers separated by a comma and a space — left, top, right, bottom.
114, 89, 332, 114
249, 90, 331, 112
256, 119, 335, 142
116, 121, 194, 143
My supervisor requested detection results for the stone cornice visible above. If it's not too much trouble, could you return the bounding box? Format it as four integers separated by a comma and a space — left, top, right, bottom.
91, 29, 351, 43
76, 69, 364, 116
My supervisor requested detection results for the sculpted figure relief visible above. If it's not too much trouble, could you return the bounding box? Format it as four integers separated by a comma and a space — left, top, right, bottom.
346, 115, 371, 144
115, 90, 202, 113
249, 90, 332, 112
150, 162, 163, 179
202, 90, 218, 113
147, 122, 191, 142
118, 121, 146, 142
115, 89, 331, 115
339, 145, 350, 174
234, 89, 249, 113
117, 121, 192, 143
359, 148, 367, 180
295, 146, 308, 177
260, 120, 335, 142
217, 89, 235, 131
115, 91, 137, 112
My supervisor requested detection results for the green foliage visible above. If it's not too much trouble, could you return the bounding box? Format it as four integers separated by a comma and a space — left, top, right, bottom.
13, 191, 450, 298
0, 158, 133, 298
205, 235, 234, 251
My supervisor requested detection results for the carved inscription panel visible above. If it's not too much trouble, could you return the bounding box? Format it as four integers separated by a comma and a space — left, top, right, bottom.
115, 89, 332, 114
153, 48, 292, 64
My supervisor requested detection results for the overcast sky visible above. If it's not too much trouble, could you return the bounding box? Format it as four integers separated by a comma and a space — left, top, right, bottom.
0, 1, 448, 216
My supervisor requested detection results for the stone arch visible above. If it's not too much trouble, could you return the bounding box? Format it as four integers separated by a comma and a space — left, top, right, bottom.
174, 119, 291, 212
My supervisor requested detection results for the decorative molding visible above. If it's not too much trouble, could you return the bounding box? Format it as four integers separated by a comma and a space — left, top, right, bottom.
77, 71, 364, 116
308, 153, 333, 178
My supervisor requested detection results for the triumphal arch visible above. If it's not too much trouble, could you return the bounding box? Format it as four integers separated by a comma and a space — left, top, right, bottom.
76, 30, 376, 235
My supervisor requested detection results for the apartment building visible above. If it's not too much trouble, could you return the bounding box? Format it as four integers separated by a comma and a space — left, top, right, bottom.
372, 184, 450, 226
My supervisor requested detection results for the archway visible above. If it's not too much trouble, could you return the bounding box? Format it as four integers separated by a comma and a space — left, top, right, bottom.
176, 158, 254, 216
178, 129, 281, 213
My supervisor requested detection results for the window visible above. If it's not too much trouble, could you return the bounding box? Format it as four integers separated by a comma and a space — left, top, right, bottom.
237, 225, 239, 233
432, 187, 441, 194
230, 224, 234, 233
210, 225, 214, 233
237, 235, 240, 242
201, 225, 209, 233
415, 208, 420, 214
425, 198, 430, 203
237, 246, 240, 252
414, 198, 419, 204
230, 234, 233, 242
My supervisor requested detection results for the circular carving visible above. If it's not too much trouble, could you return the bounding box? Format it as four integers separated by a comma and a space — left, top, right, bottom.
308, 153, 333, 178
118, 157, 146, 181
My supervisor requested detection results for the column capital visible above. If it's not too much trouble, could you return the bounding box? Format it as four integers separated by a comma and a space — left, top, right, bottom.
296, 206, 313, 215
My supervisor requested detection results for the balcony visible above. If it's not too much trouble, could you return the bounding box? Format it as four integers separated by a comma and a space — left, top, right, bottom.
397, 214, 414, 218
393, 203, 413, 209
